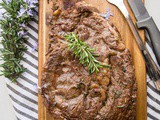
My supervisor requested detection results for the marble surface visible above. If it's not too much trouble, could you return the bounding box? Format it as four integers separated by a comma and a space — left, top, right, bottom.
0, 0, 160, 120
0, 79, 17, 120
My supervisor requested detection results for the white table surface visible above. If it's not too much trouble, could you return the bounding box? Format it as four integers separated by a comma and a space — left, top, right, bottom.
0, 0, 160, 120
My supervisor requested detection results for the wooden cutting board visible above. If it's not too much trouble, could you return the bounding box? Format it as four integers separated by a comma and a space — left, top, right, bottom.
38, 0, 146, 120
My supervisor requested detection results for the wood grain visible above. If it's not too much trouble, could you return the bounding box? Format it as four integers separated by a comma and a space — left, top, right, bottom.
38, 0, 146, 120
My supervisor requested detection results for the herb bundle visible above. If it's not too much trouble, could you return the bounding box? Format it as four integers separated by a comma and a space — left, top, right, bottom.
64, 32, 110, 74
0, 0, 38, 82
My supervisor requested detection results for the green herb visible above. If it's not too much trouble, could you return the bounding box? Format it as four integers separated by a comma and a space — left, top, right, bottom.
117, 105, 124, 108
64, 32, 110, 74
116, 91, 122, 95
0, 0, 37, 82
112, 89, 123, 98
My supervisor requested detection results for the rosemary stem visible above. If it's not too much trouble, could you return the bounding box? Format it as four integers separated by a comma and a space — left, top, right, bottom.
64, 32, 110, 74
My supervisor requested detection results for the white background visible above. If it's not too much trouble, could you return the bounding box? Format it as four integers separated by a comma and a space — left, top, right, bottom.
0, 0, 160, 120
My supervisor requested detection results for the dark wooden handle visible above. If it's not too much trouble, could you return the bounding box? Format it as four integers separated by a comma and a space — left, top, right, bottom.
137, 17, 160, 66
127, 15, 160, 90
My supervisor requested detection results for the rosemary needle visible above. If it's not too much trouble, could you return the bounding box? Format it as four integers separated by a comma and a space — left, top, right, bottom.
64, 32, 110, 74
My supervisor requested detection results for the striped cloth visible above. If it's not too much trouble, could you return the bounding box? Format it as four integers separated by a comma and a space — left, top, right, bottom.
0, 6, 39, 119
0, 2, 160, 120
146, 44, 160, 120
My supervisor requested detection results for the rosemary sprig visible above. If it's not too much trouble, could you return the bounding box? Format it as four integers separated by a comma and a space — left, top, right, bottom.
64, 32, 110, 74
0, 0, 37, 82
